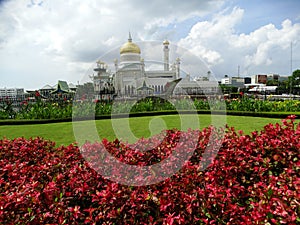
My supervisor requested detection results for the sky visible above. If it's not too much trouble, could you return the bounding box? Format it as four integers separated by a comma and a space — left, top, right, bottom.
1, 0, 300, 90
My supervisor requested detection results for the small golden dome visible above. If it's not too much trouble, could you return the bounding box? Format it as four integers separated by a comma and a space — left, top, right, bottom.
120, 33, 141, 54
163, 40, 169, 45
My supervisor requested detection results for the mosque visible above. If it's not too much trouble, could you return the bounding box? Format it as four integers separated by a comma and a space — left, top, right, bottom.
91, 33, 217, 99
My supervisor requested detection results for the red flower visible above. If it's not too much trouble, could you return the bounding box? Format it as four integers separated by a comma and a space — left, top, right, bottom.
0, 116, 299, 224
35, 91, 41, 97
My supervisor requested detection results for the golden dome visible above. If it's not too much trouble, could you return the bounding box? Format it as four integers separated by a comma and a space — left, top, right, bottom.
163, 40, 169, 45
120, 33, 141, 54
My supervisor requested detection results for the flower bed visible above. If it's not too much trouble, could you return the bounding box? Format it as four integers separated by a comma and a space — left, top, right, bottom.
0, 116, 299, 224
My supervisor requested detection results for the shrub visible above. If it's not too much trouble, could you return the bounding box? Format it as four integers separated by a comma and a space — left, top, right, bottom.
0, 116, 299, 224
1, 97, 300, 120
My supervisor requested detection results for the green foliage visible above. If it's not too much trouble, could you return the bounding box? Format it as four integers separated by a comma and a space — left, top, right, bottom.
226, 97, 300, 112
291, 69, 300, 94
219, 84, 239, 93
291, 69, 300, 86
0, 99, 16, 119
16, 101, 73, 120
0, 97, 299, 120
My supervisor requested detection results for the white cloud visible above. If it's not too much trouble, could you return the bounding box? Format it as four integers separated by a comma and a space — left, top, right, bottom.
178, 7, 300, 78
0, 0, 225, 89
178, 7, 244, 68
0, 0, 300, 89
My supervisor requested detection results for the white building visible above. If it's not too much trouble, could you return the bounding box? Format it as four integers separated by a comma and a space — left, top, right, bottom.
221, 76, 245, 88
114, 34, 180, 96
0, 88, 24, 98
92, 33, 219, 98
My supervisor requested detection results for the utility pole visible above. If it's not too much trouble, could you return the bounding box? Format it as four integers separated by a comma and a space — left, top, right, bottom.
290, 42, 293, 94
290, 42, 293, 74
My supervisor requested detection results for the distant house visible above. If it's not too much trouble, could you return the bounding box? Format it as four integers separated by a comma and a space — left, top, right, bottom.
51, 80, 71, 94
39, 84, 55, 97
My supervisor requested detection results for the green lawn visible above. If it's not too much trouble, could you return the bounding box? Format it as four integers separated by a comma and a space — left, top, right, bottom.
0, 115, 297, 146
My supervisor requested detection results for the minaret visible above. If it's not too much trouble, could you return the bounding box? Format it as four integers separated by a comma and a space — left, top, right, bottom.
114, 58, 118, 71
176, 57, 180, 79
141, 58, 145, 74
163, 40, 170, 71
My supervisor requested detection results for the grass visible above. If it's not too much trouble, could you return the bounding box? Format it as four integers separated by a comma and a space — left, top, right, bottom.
0, 115, 298, 146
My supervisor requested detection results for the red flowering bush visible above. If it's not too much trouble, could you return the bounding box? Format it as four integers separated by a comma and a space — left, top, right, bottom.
0, 115, 299, 224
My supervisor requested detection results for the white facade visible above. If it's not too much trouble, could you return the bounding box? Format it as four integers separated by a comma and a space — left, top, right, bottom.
113, 34, 180, 96
221, 77, 230, 84
221, 77, 244, 85
0, 88, 24, 97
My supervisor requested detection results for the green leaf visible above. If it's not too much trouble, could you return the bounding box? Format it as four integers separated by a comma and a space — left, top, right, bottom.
266, 212, 273, 219
267, 189, 273, 199
30, 215, 36, 221
205, 212, 211, 218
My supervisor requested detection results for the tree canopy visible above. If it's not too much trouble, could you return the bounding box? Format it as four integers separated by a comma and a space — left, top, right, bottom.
291, 69, 300, 86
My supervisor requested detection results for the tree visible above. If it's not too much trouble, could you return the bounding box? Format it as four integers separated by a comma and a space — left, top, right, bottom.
266, 79, 278, 86
290, 69, 300, 94
277, 80, 289, 94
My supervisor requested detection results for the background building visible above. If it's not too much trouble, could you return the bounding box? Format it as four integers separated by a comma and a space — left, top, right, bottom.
221, 75, 245, 88
0, 88, 24, 98
251, 74, 267, 84
114, 33, 180, 96
92, 33, 219, 98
